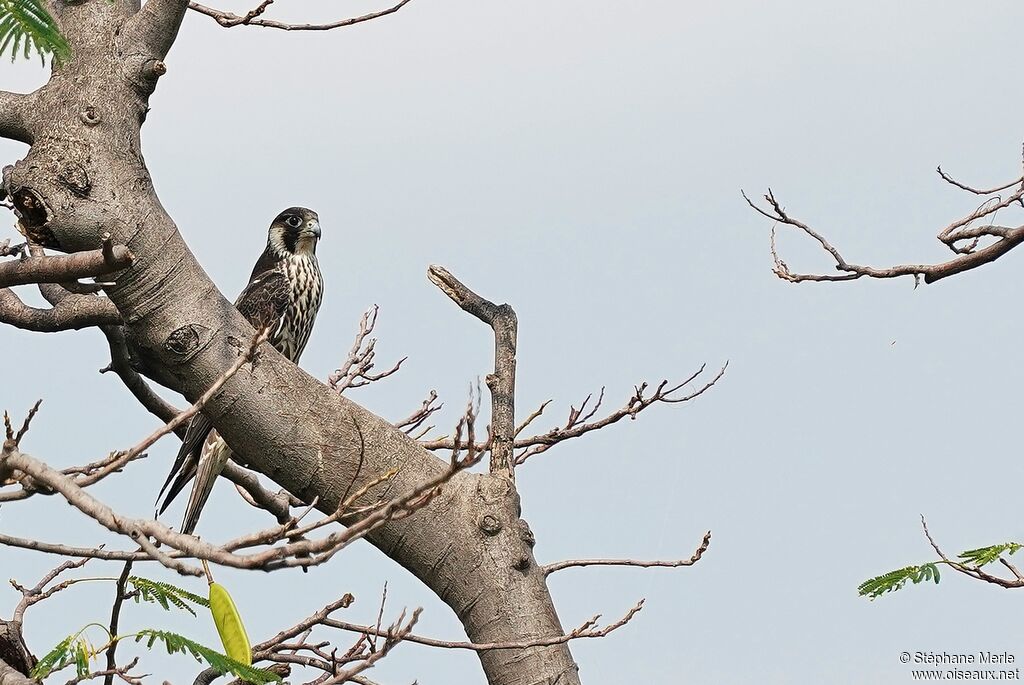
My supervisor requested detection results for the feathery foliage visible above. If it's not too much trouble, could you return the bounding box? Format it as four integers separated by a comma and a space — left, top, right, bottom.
858, 563, 941, 599
31, 625, 107, 679
129, 576, 210, 615
31, 634, 77, 679
958, 542, 1023, 568
861, 540, 1024, 599
134, 630, 281, 684
33, 628, 280, 683
0, 0, 69, 63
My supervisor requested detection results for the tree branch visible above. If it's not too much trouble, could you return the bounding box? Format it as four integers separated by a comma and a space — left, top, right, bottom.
748, 150, 1024, 285
428, 265, 517, 477
0, 288, 121, 331
187, 0, 413, 31
0, 658, 34, 685
418, 363, 727, 465
920, 517, 1024, 590
102, 561, 133, 685
0, 91, 32, 145
0, 241, 132, 288
126, 0, 190, 60
0, 429, 479, 573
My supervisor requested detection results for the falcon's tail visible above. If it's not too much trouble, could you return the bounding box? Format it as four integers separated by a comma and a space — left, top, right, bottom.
155, 413, 213, 516
179, 435, 232, 535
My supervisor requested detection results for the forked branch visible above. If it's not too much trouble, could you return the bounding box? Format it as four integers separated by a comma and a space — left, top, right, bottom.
428, 265, 517, 477
920, 517, 1024, 590
748, 150, 1024, 285
329, 306, 405, 393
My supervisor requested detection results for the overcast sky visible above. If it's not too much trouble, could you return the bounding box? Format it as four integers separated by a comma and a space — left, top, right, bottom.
4, 1, 1024, 683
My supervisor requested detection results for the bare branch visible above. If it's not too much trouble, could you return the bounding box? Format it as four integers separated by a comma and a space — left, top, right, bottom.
4, 399, 40, 447
0, 240, 132, 288
936, 165, 1024, 196
187, 0, 413, 31
320, 608, 420, 685
748, 153, 1024, 285
11, 557, 92, 625
328, 306, 405, 393
0, 288, 121, 331
0, 411, 480, 574
515, 399, 553, 438
62, 657, 141, 685
394, 390, 442, 435
0, 533, 155, 562
543, 530, 712, 576
428, 265, 517, 477
421, 364, 726, 465
324, 600, 645, 652
103, 561, 133, 685
222, 461, 300, 524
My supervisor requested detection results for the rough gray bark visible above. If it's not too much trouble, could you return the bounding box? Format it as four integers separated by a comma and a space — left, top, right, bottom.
0, 3, 580, 684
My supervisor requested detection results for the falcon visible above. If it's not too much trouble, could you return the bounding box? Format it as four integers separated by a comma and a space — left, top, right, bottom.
156, 207, 324, 535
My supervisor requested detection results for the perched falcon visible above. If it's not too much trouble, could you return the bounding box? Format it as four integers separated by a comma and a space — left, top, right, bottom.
156, 207, 324, 535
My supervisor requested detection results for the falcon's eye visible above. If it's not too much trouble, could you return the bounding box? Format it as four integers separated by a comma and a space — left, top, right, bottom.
285, 216, 302, 228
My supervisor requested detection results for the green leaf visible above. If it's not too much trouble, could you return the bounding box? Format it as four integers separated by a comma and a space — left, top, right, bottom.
129, 576, 210, 616
31, 634, 75, 679
133, 630, 281, 684
0, 0, 69, 63
858, 563, 941, 599
958, 543, 1023, 568
75, 640, 90, 677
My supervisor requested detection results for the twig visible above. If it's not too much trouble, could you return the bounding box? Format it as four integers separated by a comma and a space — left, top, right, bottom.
103, 561, 133, 685
418, 363, 727, 466
11, 557, 92, 625
187, 0, 413, 31
324, 600, 645, 651
328, 306, 405, 393
543, 530, 712, 576
936, 165, 1024, 196
394, 390, 442, 435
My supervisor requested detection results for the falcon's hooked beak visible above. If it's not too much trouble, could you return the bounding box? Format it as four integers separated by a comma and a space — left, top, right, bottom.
303, 219, 322, 240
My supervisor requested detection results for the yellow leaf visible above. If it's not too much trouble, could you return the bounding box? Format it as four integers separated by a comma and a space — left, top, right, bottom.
209, 582, 252, 666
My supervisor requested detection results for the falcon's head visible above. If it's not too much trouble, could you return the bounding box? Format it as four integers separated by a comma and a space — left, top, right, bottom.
268, 207, 321, 258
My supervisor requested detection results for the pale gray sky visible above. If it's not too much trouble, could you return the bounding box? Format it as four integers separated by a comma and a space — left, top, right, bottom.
4, 1, 1024, 683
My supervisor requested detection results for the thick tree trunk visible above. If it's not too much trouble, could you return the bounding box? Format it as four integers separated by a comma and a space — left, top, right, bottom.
0, 3, 580, 683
